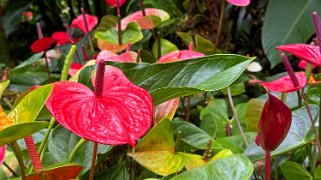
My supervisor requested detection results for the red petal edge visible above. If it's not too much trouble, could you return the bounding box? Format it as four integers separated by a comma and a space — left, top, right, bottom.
261, 72, 306, 93
0, 145, 5, 165
46, 66, 153, 147
31, 38, 57, 53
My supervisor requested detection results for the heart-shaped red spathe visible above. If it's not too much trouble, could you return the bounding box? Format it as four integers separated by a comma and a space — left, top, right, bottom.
46, 65, 153, 147
70, 14, 98, 33
276, 44, 321, 66
261, 72, 306, 93
105, 0, 126, 7
158, 50, 204, 63
226, 0, 250, 6
31, 37, 57, 53
0, 145, 5, 165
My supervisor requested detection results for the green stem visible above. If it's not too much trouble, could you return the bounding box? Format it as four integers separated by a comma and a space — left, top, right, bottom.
174, 130, 182, 153
61, 45, 77, 81
227, 86, 249, 146
89, 142, 98, 180
306, 144, 315, 178
10, 141, 26, 180
214, 0, 225, 52
38, 117, 55, 157
68, 138, 87, 163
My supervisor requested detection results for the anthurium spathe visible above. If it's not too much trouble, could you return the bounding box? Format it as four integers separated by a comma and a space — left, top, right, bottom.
117, 8, 170, 30
276, 44, 321, 66
70, 14, 98, 33
256, 93, 292, 180
226, 0, 250, 6
31, 37, 57, 53
261, 72, 306, 93
158, 45, 204, 63
105, 0, 126, 7
0, 145, 4, 165
46, 62, 153, 147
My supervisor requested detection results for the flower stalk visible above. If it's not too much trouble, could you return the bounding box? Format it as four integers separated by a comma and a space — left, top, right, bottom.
116, 0, 122, 45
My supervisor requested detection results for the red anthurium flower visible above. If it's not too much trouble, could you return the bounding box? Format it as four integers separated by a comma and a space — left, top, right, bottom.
46, 64, 153, 147
51, 31, 78, 46
117, 8, 169, 30
261, 72, 306, 93
226, 0, 250, 6
70, 14, 98, 33
97, 49, 135, 62
276, 44, 321, 66
0, 145, 5, 165
31, 37, 57, 53
298, 60, 317, 69
158, 46, 204, 63
105, 0, 126, 7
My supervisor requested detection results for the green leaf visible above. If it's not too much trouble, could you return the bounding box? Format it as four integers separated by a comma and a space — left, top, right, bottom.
95, 163, 130, 180
96, 15, 118, 31
244, 105, 318, 161
280, 161, 312, 180
176, 32, 194, 48
95, 22, 143, 52
215, 133, 256, 154
46, 125, 113, 175
0, 121, 49, 146
11, 53, 44, 73
262, 0, 321, 67
128, 119, 187, 176
315, 165, 321, 180
153, 39, 178, 58
26, 164, 83, 179
245, 99, 264, 132
8, 84, 53, 124
194, 34, 217, 55
0, 80, 10, 99
90, 54, 254, 105
171, 155, 253, 180
172, 119, 222, 151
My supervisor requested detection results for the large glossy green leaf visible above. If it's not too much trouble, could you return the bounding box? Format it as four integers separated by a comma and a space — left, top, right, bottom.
128, 119, 187, 176
8, 84, 53, 124
79, 55, 254, 105
244, 105, 318, 161
262, 0, 321, 67
26, 164, 83, 180
46, 125, 113, 176
245, 98, 263, 132
0, 121, 49, 146
280, 161, 312, 180
11, 53, 44, 73
171, 155, 253, 180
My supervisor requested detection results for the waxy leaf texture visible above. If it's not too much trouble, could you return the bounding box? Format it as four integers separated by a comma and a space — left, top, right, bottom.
46, 65, 153, 147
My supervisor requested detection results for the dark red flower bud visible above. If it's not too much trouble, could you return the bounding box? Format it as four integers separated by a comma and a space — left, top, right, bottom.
257, 93, 292, 151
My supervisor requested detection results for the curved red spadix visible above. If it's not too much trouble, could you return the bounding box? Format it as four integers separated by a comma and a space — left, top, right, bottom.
105, 0, 126, 7
261, 72, 306, 93
117, 8, 169, 30
226, 0, 250, 6
0, 145, 5, 165
257, 93, 292, 151
158, 50, 204, 63
31, 38, 57, 53
70, 14, 98, 33
276, 44, 321, 66
46, 65, 153, 147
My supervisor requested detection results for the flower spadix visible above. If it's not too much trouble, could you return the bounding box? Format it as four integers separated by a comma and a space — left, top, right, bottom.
46, 60, 153, 147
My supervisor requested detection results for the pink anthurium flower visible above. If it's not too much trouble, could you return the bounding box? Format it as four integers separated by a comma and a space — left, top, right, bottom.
46, 62, 153, 147
70, 14, 98, 34
158, 43, 204, 63
261, 72, 306, 93
298, 60, 317, 69
276, 44, 321, 66
256, 93, 292, 180
31, 37, 57, 53
226, 0, 250, 6
0, 145, 5, 165
117, 8, 170, 30
105, 0, 126, 7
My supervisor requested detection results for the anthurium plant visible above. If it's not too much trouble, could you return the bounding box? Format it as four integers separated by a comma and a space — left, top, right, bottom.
1, 0, 321, 179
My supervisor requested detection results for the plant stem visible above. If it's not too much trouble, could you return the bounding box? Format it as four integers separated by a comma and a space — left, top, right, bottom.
89, 142, 98, 180
303, 94, 321, 161
81, 44, 89, 61
185, 96, 190, 122
214, 0, 225, 53
136, 49, 142, 63
61, 45, 77, 81
174, 130, 182, 153
10, 141, 26, 180
43, 51, 52, 82
68, 138, 87, 163
3, 162, 18, 177
307, 144, 315, 178
116, 0, 122, 45
265, 150, 271, 180
139, 0, 146, 16
38, 117, 55, 156
81, 8, 94, 52
227, 86, 249, 146
24, 136, 43, 172
157, 31, 161, 59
